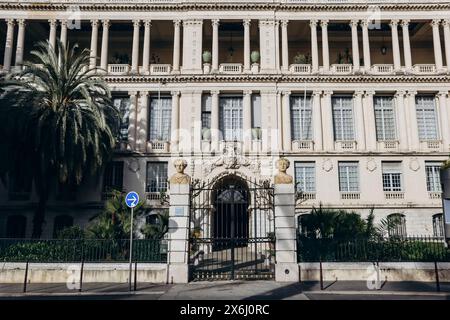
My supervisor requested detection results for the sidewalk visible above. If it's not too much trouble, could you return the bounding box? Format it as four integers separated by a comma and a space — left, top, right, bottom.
0, 281, 449, 300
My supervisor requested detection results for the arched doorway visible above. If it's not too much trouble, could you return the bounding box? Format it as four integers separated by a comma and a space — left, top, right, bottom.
212, 176, 249, 251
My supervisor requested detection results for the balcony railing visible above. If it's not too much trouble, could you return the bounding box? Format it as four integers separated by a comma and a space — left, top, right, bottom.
384, 192, 405, 200
150, 64, 172, 75
429, 192, 442, 200
298, 192, 316, 201
340, 192, 360, 200
148, 141, 170, 152
289, 64, 311, 75
413, 64, 436, 74
219, 63, 243, 74
335, 140, 356, 150
420, 140, 442, 151
331, 64, 352, 74
371, 64, 394, 75
292, 140, 314, 151
108, 64, 130, 75
377, 140, 399, 151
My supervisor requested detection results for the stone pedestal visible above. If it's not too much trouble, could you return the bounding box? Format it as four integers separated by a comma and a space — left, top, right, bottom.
167, 183, 190, 283
274, 184, 299, 282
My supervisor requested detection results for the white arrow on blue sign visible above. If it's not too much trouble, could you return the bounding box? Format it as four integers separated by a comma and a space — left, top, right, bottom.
125, 191, 139, 208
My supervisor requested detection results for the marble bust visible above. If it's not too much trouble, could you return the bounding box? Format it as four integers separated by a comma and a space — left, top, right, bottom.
274, 158, 293, 184
169, 159, 191, 185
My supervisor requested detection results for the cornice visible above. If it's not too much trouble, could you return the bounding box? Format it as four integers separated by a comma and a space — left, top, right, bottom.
0, 3, 449, 13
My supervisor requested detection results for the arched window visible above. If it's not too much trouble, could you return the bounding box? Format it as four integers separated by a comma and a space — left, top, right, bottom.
6, 215, 27, 238
387, 213, 407, 238
53, 215, 74, 238
432, 214, 445, 238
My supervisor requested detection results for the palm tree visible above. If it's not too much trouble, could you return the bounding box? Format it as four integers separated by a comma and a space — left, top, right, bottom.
0, 41, 119, 238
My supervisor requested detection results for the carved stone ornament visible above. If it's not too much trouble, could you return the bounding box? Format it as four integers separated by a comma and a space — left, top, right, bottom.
127, 158, 140, 173
366, 158, 377, 172
322, 158, 333, 172
409, 158, 420, 172
202, 142, 260, 175
169, 158, 191, 185
274, 158, 293, 185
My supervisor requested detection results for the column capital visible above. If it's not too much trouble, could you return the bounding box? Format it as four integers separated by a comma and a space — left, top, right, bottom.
431, 19, 442, 28
400, 19, 410, 27
102, 19, 110, 28
144, 20, 152, 27
323, 90, 333, 96
139, 91, 149, 98
280, 20, 289, 28
17, 19, 26, 27
243, 90, 253, 96
5, 19, 15, 26
353, 90, 364, 98
395, 90, 407, 98
437, 91, 449, 98
243, 19, 251, 27
210, 90, 220, 96
309, 19, 318, 28
320, 20, 329, 27
49, 19, 57, 26
364, 90, 375, 97
389, 19, 399, 28
360, 19, 370, 28
212, 19, 220, 27
407, 90, 418, 97
282, 90, 291, 96
90, 19, 99, 27
60, 19, 68, 27
312, 90, 322, 97
128, 90, 138, 96
443, 19, 450, 27
133, 20, 141, 28
350, 20, 359, 28
171, 91, 181, 97
174, 19, 182, 27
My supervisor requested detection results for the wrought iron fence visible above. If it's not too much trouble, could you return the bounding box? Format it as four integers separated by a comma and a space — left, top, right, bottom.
297, 235, 450, 263
0, 238, 167, 263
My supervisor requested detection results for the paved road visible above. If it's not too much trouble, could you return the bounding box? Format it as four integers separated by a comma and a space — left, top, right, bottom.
1, 281, 449, 300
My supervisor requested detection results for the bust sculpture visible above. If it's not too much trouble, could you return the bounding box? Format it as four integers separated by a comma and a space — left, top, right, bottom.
274, 158, 293, 184
169, 159, 191, 185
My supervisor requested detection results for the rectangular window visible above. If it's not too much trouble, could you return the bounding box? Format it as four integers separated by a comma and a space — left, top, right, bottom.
291, 95, 312, 141
146, 162, 168, 193
201, 94, 212, 129
425, 162, 442, 192
149, 95, 172, 141
338, 162, 359, 192
219, 96, 243, 141
382, 162, 403, 192
332, 96, 354, 141
416, 96, 439, 141
294, 162, 315, 192
112, 96, 131, 142
433, 214, 445, 237
103, 161, 124, 192
374, 96, 396, 141
252, 94, 261, 129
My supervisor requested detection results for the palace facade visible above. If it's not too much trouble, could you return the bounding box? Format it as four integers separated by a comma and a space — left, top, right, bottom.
0, 0, 449, 239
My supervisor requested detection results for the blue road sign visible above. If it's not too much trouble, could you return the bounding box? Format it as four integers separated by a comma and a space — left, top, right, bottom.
125, 191, 139, 208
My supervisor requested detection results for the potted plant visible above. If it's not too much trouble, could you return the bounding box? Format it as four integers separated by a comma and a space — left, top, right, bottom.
202, 127, 211, 141
251, 127, 262, 140
202, 50, 212, 73
293, 52, 310, 64
250, 50, 260, 64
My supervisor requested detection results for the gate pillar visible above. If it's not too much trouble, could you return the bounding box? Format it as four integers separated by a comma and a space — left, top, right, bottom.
167, 159, 191, 283
274, 158, 299, 282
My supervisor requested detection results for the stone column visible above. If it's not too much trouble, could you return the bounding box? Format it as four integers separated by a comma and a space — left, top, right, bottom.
15, 19, 26, 67
310, 20, 319, 73
100, 20, 110, 71
401, 20, 412, 71
131, 20, 140, 74
142, 20, 151, 74
361, 20, 371, 72
395, 90, 409, 151
49, 19, 57, 49
173, 20, 181, 72
282, 91, 291, 151
312, 91, 323, 150
431, 19, 444, 71
127, 91, 138, 151
281, 20, 289, 72
406, 90, 419, 149
60, 20, 67, 48
137, 91, 149, 152
437, 91, 450, 150
243, 90, 252, 152
3, 19, 15, 72
171, 91, 181, 152
353, 91, 366, 150
321, 20, 329, 73
274, 159, 298, 282
363, 91, 377, 151
276, 91, 283, 150
244, 19, 251, 72
321, 90, 334, 151
275, 21, 280, 72
167, 162, 191, 283
350, 20, 360, 72
443, 20, 450, 71
390, 20, 401, 72
89, 20, 99, 69
211, 19, 219, 72
210, 90, 220, 151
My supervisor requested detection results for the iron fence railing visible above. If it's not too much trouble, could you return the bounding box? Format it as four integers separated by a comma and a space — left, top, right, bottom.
297, 235, 450, 263
0, 238, 167, 263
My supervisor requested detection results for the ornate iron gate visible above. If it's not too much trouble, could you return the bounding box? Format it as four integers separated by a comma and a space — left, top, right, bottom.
189, 174, 275, 281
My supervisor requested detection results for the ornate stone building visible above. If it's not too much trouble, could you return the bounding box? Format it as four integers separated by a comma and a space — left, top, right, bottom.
0, 0, 449, 243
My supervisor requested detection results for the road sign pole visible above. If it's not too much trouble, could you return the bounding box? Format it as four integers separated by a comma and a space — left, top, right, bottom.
128, 206, 134, 292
